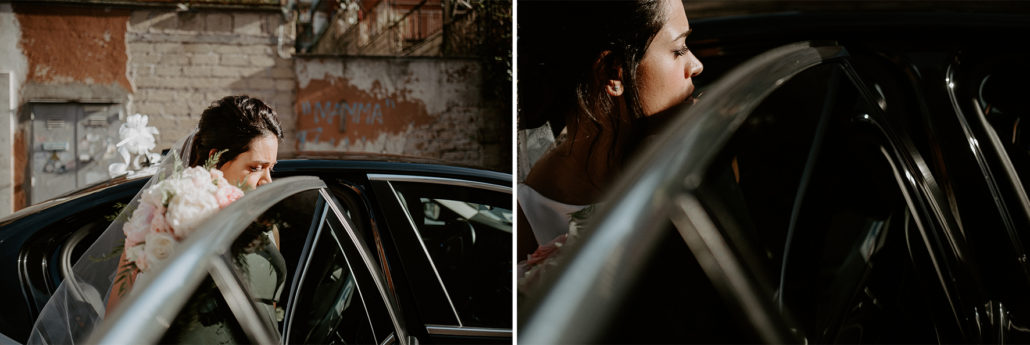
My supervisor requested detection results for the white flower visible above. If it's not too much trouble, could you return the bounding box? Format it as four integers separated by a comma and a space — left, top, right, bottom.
144, 232, 176, 267
141, 180, 169, 207
118, 114, 158, 156
182, 166, 218, 193
123, 203, 157, 247
165, 186, 220, 239
125, 244, 148, 271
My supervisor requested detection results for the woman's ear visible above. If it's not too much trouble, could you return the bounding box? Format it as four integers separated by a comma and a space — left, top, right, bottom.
606, 80, 624, 97
595, 50, 624, 97
208, 149, 217, 160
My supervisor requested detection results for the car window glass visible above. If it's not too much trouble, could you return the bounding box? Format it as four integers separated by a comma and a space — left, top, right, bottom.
389, 181, 512, 328
696, 63, 939, 342
285, 200, 378, 345
157, 275, 251, 344
286, 191, 401, 345
594, 224, 762, 343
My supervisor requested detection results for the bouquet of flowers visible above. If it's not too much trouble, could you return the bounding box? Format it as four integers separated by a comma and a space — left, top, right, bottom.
119, 153, 245, 277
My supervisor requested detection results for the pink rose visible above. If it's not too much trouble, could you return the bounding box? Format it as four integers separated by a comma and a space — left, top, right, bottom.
165, 187, 220, 240
215, 184, 245, 208
149, 207, 170, 233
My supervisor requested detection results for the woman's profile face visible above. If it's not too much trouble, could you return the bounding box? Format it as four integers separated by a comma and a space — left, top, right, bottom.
636, 0, 704, 116
218, 134, 278, 190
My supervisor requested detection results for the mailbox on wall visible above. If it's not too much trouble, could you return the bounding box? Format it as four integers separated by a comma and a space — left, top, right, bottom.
29, 103, 123, 204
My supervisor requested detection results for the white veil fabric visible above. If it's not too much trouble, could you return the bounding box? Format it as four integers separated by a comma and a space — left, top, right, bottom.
27, 131, 198, 345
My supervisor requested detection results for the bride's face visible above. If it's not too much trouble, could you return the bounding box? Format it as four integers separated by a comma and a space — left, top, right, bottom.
219, 134, 279, 190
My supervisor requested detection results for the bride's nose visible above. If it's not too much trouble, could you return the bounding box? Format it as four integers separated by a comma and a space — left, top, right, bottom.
257, 169, 272, 186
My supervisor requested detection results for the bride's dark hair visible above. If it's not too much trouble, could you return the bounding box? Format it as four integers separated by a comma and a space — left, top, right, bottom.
188, 95, 284, 168
519, 0, 665, 169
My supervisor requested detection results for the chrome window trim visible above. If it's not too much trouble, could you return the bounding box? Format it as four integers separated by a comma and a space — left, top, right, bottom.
425, 324, 512, 337
379, 332, 397, 345
945, 63, 1030, 252
282, 202, 328, 340
325, 216, 381, 341
382, 180, 464, 326
322, 188, 411, 345
88, 176, 326, 345
367, 174, 512, 194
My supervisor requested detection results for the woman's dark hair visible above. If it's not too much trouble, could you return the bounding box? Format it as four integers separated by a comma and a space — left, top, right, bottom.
518, 0, 667, 163
188, 95, 283, 168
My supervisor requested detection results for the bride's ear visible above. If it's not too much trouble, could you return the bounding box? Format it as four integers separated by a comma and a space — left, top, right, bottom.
209, 149, 217, 159
594, 50, 624, 97
606, 80, 624, 97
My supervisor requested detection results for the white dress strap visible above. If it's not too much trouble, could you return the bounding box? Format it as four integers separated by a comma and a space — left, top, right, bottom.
518, 183, 588, 245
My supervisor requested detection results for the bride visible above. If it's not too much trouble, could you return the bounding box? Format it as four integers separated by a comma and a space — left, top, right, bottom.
28, 95, 285, 344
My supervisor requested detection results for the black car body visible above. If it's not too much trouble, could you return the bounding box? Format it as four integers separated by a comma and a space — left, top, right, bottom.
0, 157, 513, 344
520, 9, 1030, 344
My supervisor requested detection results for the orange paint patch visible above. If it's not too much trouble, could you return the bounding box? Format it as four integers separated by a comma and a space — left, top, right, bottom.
295, 77, 433, 149
13, 129, 26, 211
14, 4, 132, 91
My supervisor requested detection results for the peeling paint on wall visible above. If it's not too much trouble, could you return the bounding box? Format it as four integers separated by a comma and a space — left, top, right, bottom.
296, 77, 432, 153
295, 57, 500, 169
14, 4, 132, 92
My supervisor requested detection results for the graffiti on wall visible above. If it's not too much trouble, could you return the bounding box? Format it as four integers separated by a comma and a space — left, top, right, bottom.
294, 77, 432, 154
293, 57, 497, 167
297, 97, 397, 146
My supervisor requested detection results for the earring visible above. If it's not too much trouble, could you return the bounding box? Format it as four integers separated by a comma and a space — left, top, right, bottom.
613, 85, 620, 92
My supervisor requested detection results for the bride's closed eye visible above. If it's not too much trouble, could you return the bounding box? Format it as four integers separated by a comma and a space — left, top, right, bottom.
673, 44, 689, 57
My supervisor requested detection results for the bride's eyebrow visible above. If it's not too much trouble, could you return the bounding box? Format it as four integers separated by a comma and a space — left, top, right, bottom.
674, 28, 693, 42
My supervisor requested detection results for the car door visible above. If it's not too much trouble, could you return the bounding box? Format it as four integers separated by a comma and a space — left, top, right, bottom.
369, 174, 513, 344
82, 176, 414, 345
520, 41, 991, 344
78, 176, 324, 344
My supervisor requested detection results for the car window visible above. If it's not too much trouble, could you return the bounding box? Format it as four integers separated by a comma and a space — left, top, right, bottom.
694, 63, 939, 342
388, 180, 512, 329
593, 224, 762, 343
285, 191, 399, 345
156, 275, 252, 344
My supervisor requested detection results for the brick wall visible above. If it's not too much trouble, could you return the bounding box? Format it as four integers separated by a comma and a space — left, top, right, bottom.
126, 9, 297, 154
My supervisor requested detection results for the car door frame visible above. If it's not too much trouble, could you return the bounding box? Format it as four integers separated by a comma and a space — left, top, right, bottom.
519, 41, 985, 344
368, 173, 514, 342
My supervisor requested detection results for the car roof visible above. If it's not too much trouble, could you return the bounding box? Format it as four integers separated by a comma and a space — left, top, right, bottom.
0, 158, 511, 226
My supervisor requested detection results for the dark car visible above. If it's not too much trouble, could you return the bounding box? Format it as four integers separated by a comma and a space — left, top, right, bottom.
0, 157, 513, 344
519, 9, 1030, 344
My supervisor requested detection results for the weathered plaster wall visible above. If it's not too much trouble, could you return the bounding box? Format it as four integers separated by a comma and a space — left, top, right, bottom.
0, 73, 12, 217
126, 9, 296, 152
295, 57, 506, 170
0, 4, 27, 216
